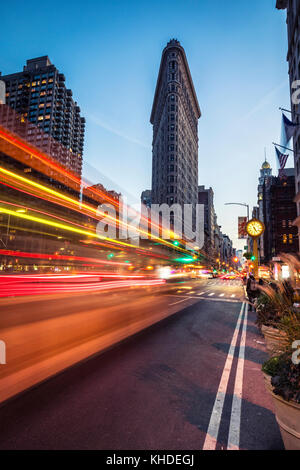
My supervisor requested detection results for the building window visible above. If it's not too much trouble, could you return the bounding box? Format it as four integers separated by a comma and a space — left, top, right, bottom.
283, 234, 287, 244
289, 234, 293, 244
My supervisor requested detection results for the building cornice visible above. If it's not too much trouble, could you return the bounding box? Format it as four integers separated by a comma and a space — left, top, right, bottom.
150, 40, 201, 124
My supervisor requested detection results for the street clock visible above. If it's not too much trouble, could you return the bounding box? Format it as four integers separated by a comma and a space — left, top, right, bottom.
246, 219, 265, 238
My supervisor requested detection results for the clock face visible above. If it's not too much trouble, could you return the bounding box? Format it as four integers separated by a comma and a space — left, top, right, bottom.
246, 219, 265, 238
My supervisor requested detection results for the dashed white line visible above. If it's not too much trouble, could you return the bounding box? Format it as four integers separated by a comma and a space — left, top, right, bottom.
169, 298, 191, 306
227, 304, 248, 450
219, 294, 225, 297
202, 302, 245, 450
208, 293, 215, 297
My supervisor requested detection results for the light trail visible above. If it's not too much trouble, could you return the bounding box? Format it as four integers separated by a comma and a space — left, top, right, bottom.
0, 249, 130, 266
0, 206, 141, 250
0, 278, 165, 298
0, 166, 190, 255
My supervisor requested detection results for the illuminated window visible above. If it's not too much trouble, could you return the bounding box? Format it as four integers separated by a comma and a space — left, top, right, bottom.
289, 234, 293, 244
283, 234, 287, 244
39, 103, 44, 108
38, 116, 44, 121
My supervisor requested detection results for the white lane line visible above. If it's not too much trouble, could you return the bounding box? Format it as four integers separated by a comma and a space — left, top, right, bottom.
169, 297, 191, 306
219, 294, 225, 298
231, 294, 236, 298
208, 293, 215, 297
227, 304, 248, 451
195, 297, 240, 304
198, 292, 206, 296
165, 295, 240, 304
202, 302, 245, 450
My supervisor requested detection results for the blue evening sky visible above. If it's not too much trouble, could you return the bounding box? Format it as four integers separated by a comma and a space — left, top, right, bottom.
0, 0, 290, 250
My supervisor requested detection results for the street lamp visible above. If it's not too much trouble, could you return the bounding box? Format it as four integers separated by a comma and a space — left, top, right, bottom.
225, 202, 250, 221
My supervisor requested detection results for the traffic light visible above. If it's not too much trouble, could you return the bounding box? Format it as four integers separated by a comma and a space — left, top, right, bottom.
233, 257, 239, 263
251, 255, 256, 261
173, 241, 180, 247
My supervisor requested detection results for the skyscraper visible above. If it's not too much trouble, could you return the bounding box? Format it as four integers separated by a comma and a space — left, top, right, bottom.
0, 56, 85, 175
276, 0, 300, 250
150, 40, 201, 214
198, 185, 215, 259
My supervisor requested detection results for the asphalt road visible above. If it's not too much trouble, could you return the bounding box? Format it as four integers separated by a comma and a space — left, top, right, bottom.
0, 279, 283, 450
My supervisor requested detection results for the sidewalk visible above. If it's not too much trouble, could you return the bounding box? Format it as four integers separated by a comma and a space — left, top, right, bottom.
240, 307, 284, 450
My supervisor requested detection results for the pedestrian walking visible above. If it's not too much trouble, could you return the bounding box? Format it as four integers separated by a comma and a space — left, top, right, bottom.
247, 274, 259, 311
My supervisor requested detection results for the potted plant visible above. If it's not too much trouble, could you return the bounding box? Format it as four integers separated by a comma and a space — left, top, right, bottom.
263, 351, 300, 450
261, 256, 300, 450
256, 283, 292, 356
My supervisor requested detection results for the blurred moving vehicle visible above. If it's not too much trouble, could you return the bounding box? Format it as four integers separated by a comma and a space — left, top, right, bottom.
219, 273, 239, 280
198, 270, 214, 279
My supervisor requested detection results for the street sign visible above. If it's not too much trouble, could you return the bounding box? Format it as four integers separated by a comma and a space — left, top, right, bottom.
238, 217, 248, 239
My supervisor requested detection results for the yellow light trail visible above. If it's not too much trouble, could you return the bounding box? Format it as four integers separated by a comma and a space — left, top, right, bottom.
0, 166, 190, 254
0, 206, 143, 250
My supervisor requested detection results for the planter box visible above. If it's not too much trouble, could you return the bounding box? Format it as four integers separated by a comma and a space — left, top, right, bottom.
271, 391, 300, 450
262, 372, 272, 393
261, 325, 288, 357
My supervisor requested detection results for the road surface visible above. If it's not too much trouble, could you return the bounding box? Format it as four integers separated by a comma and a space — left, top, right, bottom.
0, 279, 283, 450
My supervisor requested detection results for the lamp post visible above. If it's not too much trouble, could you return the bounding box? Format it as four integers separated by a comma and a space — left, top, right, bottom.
225, 202, 250, 254
225, 202, 250, 222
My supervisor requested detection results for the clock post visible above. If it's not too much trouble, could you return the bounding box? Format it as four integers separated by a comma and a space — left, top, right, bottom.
253, 238, 259, 278
246, 219, 265, 279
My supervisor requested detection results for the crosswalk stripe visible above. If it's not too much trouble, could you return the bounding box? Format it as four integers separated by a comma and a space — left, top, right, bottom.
208, 293, 215, 297
219, 294, 225, 297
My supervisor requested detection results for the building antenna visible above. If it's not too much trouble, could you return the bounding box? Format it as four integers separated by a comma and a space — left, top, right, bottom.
264, 147, 267, 163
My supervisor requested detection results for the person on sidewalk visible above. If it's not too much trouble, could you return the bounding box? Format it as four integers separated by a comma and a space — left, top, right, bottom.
247, 274, 259, 311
